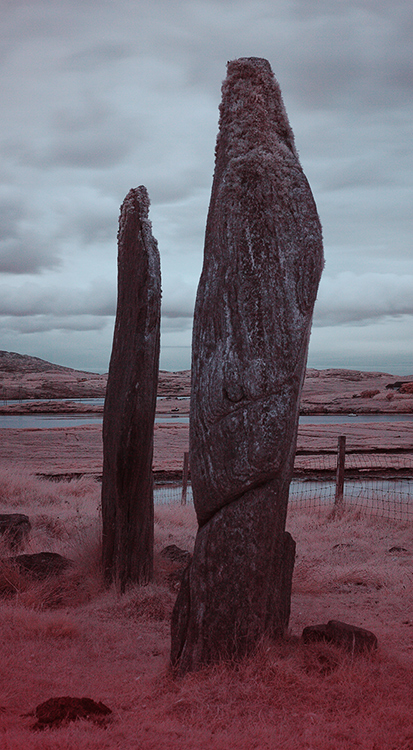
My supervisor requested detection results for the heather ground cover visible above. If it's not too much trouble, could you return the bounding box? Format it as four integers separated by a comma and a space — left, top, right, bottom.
0, 468, 412, 749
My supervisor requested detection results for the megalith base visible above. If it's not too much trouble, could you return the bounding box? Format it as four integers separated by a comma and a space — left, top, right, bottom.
171, 481, 296, 674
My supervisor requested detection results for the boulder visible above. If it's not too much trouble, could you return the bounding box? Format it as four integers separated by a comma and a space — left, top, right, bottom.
5, 552, 73, 580
302, 620, 378, 653
32, 696, 111, 730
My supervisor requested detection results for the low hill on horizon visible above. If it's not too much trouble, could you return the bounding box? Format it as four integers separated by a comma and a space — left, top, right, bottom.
0, 350, 191, 399
0, 349, 407, 379
0, 350, 192, 377
0, 350, 412, 411
0, 350, 95, 375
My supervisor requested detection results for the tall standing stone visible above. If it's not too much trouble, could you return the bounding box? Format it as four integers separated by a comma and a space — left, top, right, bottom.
101, 186, 161, 591
171, 58, 324, 673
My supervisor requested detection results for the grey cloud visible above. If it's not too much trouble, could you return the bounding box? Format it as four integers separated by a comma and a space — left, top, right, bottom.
314, 273, 413, 326
74, 209, 116, 244
161, 276, 197, 320
63, 41, 133, 71
0, 182, 118, 274
284, 2, 413, 111
0, 280, 115, 317
0, 191, 62, 274
319, 154, 398, 192
1, 314, 109, 334
54, 191, 119, 245
161, 317, 193, 333
8, 92, 137, 171
162, 304, 194, 321
308, 313, 413, 375
0, 0, 412, 374
0, 196, 23, 240
0, 238, 60, 274
46, 124, 135, 171
0, 273, 197, 324
1, 241, 39, 274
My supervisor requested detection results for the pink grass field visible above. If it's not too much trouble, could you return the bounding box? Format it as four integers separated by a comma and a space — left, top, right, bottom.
0, 467, 413, 749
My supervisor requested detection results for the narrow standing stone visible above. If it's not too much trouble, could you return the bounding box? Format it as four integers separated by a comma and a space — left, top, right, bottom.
101, 186, 161, 591
171, 58, 324, 673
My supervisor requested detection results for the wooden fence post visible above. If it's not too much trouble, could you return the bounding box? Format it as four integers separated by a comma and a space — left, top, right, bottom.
181, 452, 189, 505
334, 435, 346, 510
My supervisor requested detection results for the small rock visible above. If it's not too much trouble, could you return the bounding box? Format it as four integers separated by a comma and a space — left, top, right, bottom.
385, 381, 404, 391
0, 514, 31, 550
388, 546, 408, 554
302, 620, 378, 654
32, 696, 112, 730
352, 389, 380, 399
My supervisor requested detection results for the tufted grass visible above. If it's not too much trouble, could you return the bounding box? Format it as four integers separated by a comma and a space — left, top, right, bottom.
0, 469, 412, 748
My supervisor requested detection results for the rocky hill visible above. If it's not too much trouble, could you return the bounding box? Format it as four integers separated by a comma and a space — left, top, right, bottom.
0, 351, 412, 412
0, 351, 191, 400
0, 350, 89, 374
0, 351, 106, 400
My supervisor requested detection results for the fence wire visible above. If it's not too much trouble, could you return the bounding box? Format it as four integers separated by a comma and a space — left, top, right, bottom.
154, 452, 413, 522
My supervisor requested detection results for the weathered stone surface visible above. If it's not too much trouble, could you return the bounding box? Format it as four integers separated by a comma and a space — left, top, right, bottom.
171, 57, 323, 673
101, 187, 161, 590
0, 513, 31, 549
302, 620, 378, 653
32, 696, 111, 730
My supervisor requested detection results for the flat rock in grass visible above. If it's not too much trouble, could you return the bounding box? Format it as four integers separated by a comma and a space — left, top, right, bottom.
5, 552, 73, 580
32, 696, 112, 730
0, 513, 31, 549
302, 620, 378, 653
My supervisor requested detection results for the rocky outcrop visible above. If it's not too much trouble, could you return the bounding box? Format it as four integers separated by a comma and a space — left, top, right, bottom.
1, 353, 411, 408
171, 58, 323, 673
101, 187, 161, 590
301, 370, 413, 414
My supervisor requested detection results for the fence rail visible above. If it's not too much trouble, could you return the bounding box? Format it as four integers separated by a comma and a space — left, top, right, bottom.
154, 439, 413, 522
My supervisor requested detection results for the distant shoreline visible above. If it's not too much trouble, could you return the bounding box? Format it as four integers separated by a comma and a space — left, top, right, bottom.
0, 351, 412, 415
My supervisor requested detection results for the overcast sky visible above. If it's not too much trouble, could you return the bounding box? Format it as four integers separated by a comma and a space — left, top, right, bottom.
1, 0, 412, 374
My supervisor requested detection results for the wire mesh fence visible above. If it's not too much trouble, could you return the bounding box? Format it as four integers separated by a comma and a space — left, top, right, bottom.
287, 478, 413, 522
154, 450, 413, 522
